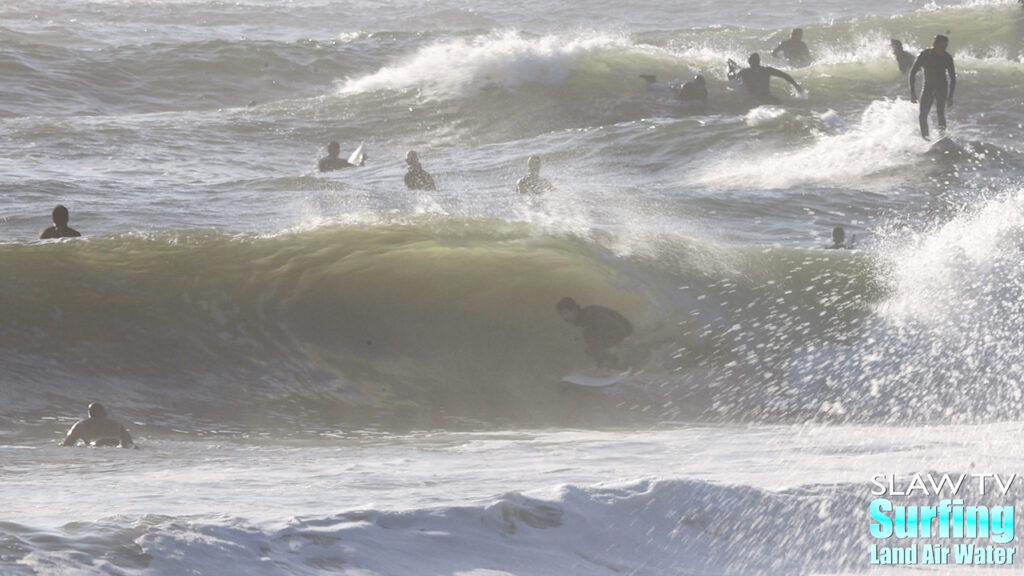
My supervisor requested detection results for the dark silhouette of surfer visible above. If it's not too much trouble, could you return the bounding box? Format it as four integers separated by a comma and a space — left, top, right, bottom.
677, 75, 708, 103
728, 53, 804, 105
40, 205, 81, 240
909, 35, 956, 140
557, 297, 633, 369
516, 155, 554, 195
772, 28, 811, 67
825, 226, 854, 249
318, 141, 365, 172
61, 402, 135, 448
404, 150, 436, 191
891, 39, 914, 74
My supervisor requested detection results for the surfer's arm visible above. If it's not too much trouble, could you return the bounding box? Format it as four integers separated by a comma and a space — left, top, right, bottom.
908, 54, 923, 100
947, 57, 956, 104
769, 68, 802, 92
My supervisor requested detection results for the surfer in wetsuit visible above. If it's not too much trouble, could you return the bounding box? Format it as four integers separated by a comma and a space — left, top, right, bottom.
61, 402, 134, 448
728, 53, 804, 105
557, 297, 633, 369
677, 75, 708, 104
909, 35, 956, 140
516, 155, 554, 195
40, 205, 81, 240
771, 28, 811, 67
891, 39, 914, 74
404, 150, 437, 191
318, 141, 364, 172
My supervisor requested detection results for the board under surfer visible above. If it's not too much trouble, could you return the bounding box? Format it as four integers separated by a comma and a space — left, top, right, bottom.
61, 402, 135, 448
557, 297, 633, 369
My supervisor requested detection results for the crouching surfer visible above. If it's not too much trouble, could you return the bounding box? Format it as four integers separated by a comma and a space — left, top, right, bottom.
557, 297, 633, 369
61, 402, 135, 448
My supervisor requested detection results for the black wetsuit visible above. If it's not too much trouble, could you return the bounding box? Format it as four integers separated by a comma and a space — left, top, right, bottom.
575, 305, 633, 367
895, 49, 914, 74
910, 48, 956, 139
732, 64, 800, 105
40, 225, 80, 239
772, 39, 810, 67
405, 166, 436, 190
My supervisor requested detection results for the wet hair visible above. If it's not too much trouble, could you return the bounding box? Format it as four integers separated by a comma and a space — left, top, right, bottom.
406, 150, 419, 165
88, 402, 106, 419
891, 39, 903, 49
748, 53, 761, 67
934, 35, 949, 47
52, 205, 70, 227
693, 75, 705, 84
832, 226, 846, 244
327, 141, 341, 155
557, 297, 579, 313
527, 155, 542, 171
792, 28, 803, 39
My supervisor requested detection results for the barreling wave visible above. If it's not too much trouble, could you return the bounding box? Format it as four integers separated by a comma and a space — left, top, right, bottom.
0, 216, 893, 430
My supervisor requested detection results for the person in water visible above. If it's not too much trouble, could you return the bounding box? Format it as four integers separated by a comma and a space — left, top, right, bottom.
771, 28, 811, 67
677, 75, 708, 103
318, 141, 365, 172
557, 297, 633, 369
825, 226, 854, 249
516, 155, 554, 195
61, 402, 134, 448
40, 205, 81, 240
909, 35, 956, 140
728, 53, 804, 105
891, 39, 914, 74
404, 150, 437, 191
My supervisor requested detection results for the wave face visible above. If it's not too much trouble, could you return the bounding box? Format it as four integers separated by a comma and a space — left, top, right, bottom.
0, 217, 893, 429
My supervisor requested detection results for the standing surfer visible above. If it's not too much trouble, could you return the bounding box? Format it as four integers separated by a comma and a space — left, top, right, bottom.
909, 35, 956, 140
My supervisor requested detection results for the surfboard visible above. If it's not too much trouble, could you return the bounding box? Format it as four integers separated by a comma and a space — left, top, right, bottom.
927, 136, 961, 154
347, 142, 365, 166
561, 368, 631, 388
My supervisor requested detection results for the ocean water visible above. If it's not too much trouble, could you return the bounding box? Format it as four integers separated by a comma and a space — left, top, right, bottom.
3, 0, 1024, 574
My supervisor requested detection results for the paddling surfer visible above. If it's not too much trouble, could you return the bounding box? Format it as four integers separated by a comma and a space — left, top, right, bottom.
61, 402, 135, 448
728, 53, 804, 105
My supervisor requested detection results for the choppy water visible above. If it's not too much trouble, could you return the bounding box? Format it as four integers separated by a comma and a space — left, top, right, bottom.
3, 0, 1024, 574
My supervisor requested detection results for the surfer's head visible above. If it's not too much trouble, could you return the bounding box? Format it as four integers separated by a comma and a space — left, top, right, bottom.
890, 39, 903, 51
791, 28, 803, 40
52, 205, 70, 227
557, 297, 580, 324
832, 226, 846, 246
693, 75, 705, 85
326, 141, 341, 157
748, 53, 761, 67
933, 35, 949, 52
87, 402, 106, 419
406, 150, 420, 166
527, 155, 542, 175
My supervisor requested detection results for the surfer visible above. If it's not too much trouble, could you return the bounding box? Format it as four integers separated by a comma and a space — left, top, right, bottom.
61, 402, 135, 448
677, 75, 708, 103
557, 297, 633, 369
825, 226, 854, 249
909, 35, 956, 140
728, 53, 804, 105
891, 39, 914, 74
404, 150, 437, 191
516, 155, 554, 195
771, 28, 811, 67
40, 205, 81, 239
318, 141, 364, 172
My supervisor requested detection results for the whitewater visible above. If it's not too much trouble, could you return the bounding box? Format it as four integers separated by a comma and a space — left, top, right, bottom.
2, 0, 1024, 574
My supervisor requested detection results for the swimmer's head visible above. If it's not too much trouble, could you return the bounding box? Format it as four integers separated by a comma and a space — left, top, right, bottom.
693, 75, 705, 85
327, 141, 341, 157
52, 205, 70, 227
88, 402, 106, 419
406, 150, 420, 166
527, 155, 542, 174
557, 296, 580, 323
891, 39, 903, 50
748, 53, 761, 67
791, 28, 803, 40
832, 226, 846, 245
933, 35, 949, 51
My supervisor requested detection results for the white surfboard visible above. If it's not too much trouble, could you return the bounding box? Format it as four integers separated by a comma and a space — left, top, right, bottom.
927, 136, 961, 155
561, 368, 631, 388
347, 142, 365, 166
